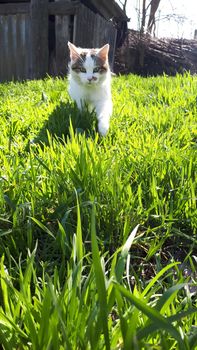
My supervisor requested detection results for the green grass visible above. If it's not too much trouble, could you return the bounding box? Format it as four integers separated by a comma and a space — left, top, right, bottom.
0, 73, 196, 349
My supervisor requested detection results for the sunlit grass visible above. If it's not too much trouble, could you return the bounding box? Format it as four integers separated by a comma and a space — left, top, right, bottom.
0, 73, 196, 349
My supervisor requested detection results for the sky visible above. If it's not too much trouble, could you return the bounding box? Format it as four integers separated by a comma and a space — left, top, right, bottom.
119, 0, 197, 39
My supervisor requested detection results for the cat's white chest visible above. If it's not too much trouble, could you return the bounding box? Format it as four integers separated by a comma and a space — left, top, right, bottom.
69, 78, 109, 105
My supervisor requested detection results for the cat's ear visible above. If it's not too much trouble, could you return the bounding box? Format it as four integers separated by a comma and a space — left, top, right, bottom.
68, 41, 80, 61
97, 44, 110, 61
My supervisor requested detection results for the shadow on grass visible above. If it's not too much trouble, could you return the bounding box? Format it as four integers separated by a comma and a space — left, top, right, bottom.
33, 101, 98, 147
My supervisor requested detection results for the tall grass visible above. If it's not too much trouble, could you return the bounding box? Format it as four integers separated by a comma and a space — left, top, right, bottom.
0, 204, 196, 349
0, 73, 196, 348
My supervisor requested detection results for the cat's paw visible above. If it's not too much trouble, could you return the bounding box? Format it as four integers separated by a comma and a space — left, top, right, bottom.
98, 120, 109, 136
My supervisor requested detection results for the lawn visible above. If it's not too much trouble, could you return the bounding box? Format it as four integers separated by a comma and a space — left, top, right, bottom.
0, 73, 196, 349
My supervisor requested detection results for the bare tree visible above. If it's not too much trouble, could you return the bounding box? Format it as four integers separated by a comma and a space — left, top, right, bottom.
147, 0, 161, 34
140, 0, 147, 34
138, 0, 162, 35
116, 0, 162, 36
117, 0, 128, 14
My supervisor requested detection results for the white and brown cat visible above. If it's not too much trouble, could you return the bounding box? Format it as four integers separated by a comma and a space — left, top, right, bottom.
67, 42, 112, 136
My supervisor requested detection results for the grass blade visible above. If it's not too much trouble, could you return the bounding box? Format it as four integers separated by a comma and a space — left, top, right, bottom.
115, 225, 139, 282
76, 193, 84, 264
91, 203, 110, 350
142, 262, 180, 297
114, 283, 187, 349
30, 217, 55, 239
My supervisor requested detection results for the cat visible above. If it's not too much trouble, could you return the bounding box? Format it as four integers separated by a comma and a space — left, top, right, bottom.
67, 41, 112, 136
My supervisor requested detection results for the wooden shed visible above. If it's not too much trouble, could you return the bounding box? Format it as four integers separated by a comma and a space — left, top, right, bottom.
0, 0, 128, 82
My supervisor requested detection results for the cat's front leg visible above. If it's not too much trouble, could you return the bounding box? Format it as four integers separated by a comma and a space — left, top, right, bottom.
96, 101, 112, 136
98, 118, 109, 136
73, 97, 83, 111
68, 85, 83, 110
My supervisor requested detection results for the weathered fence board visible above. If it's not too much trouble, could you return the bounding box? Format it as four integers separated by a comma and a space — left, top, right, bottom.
94, 14, 117, 66
55, 15, 70, 75
30, 0, 48, 79
73, 4, 88, 47
0, 16, 7, 82
16, 13, 30, 79
0, 3, 29, 15
0, 13, 30, 81
48, 0, 79, 16
74, 5, 97, 48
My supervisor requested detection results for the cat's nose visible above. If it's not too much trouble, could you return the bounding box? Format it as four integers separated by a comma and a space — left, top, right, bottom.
87, 77, 93, 82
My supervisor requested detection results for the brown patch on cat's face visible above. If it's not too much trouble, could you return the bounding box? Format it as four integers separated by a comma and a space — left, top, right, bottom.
71, 59, 83, 72
70, 52, 86, 72
92, 55, 109, 73
79, 52, 88, 61
93, 44, 110, 72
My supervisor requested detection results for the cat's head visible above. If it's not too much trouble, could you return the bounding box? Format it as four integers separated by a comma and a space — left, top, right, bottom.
68, 42, 110, 86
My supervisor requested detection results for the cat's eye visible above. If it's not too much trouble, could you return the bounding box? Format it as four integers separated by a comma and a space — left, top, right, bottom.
80, 67, 86, 73
93, 67, 100, 73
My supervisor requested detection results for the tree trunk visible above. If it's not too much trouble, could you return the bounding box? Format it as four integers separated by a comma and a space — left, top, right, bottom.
123, 0, 128, 13
140, 0, 146, 34
147, 0, 161, 34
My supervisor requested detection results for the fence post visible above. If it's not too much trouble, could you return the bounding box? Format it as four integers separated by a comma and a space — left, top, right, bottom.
30, 0, 48, 79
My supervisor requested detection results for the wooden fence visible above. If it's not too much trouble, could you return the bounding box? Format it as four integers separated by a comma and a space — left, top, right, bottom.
0, 0, 117, 82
